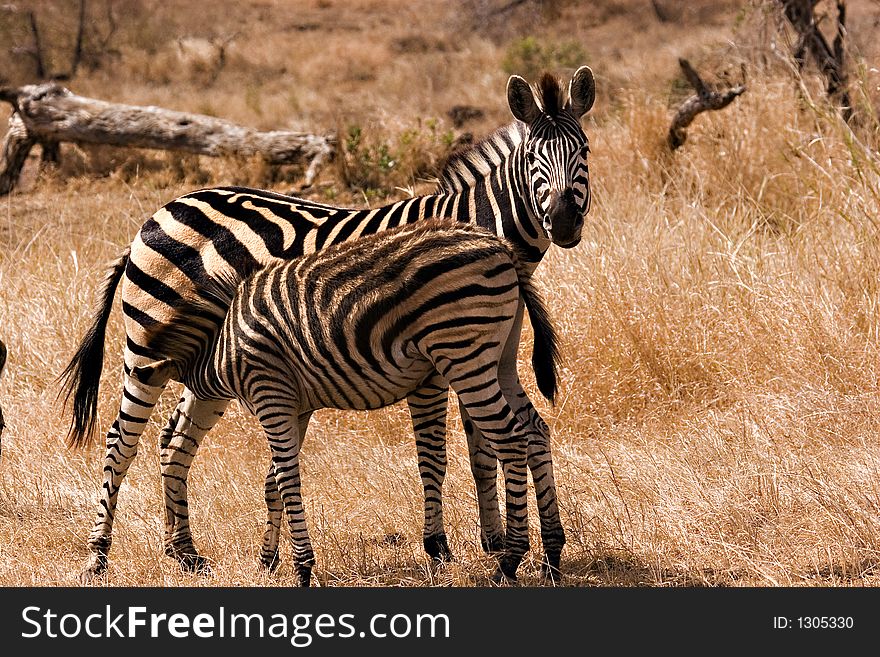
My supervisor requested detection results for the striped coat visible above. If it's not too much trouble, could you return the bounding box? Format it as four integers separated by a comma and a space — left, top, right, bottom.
135, 220, 560, 585
62, 67, 595, 582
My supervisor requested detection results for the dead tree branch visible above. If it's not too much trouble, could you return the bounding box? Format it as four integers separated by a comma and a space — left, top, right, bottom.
0, 113, 37, 195
70, 0, 87, 79
0, 83, 336, 195
668, 59, 747, 151
22, 10, 47, 79
779, 0, 852, 122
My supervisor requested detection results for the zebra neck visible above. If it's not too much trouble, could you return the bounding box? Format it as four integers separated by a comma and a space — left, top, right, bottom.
433, 122, 550, 269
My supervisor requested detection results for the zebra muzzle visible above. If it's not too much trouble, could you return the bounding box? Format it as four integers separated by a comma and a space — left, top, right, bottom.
545, 189, 584, 248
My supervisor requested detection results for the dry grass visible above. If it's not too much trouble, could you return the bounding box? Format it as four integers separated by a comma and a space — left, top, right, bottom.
3, 0, 880, 587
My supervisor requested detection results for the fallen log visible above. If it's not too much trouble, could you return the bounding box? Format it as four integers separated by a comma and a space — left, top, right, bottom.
668, 58, 746, 151
0, 82, 336, 194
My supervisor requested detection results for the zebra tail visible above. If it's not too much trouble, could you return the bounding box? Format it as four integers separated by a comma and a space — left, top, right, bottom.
519, 275, 560, 405
58, 247, 130, 448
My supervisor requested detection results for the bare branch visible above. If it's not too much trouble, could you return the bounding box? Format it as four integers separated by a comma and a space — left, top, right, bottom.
679, 58, 709, 99
668, 59, 746, 151
0, 113, 37, 195
27, 10, 46, 79
70, 0, 87, 78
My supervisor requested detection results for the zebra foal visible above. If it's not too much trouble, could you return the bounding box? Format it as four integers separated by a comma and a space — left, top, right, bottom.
135, 220, 560, 585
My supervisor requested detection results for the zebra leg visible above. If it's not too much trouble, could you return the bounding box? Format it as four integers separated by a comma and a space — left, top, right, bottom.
497, 333, 565, 580
459, 301, 566, 580
457, 302, 527, 555
260, 410, 312, 572
497, 302, 564, 580
80, 368, 168, 583
261, 460, 283, 572
406, 372, 454, 562
459, 397, 505, 554
159, 388, 229, 573
255, 401, 313, 586
518, 400, 564, 582
453, 380, 530, 582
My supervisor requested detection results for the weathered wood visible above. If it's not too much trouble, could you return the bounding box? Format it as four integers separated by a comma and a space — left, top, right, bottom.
0, 113, 37, 196
668, 59, 746, 151
0, 82, 336, 194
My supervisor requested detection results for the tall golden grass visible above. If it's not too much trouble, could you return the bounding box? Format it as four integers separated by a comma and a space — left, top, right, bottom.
2, 0, 880, 586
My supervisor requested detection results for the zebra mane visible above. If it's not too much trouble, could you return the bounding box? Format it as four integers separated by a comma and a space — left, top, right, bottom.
537, 72, 564, 117
438, 121, 525, 192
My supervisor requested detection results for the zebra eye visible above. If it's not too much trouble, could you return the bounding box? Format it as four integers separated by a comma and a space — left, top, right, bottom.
579, 144, 590, 158
526, 151, 536, 165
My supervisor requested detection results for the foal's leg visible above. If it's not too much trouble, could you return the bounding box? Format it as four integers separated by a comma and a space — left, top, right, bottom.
453, 379, 530, 582
406, 371, 454, 561
260, 410, 312, 571
254, 399, 313, 586
458, 300, 565, 579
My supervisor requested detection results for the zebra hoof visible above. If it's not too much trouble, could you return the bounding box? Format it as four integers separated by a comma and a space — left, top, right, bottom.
492, 553, 522, 584
261, 550, 282, 573
294, 564, 312, 587
178, 552, 213, 575
481, 533, 505, 554
540, 553, 563, 584
490, 567, 517, 585
424, 534, 455, 562
78, 550, 110, 584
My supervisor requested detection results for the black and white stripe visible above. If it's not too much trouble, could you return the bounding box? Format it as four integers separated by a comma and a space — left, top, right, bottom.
134, 220, 560, 585
61, 67, 595, 582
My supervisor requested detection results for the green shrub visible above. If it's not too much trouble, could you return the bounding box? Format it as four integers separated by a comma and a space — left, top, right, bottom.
338, 119, 455, 198
502, 36, 588, 79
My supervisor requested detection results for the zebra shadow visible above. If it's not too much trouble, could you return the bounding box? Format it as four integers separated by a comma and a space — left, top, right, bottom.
551, 550, 730, 587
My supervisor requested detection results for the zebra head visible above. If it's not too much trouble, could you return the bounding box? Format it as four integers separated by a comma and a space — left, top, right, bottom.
508, 66, 595, 248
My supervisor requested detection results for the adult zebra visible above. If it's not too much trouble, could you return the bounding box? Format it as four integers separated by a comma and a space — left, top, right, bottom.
136, 220, 560, 585
61, 66, 595, 582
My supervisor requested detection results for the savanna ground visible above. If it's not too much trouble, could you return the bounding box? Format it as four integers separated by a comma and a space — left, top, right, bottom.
2, 0, 880, 587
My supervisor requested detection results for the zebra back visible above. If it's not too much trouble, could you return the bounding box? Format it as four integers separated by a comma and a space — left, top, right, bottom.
147, 220, 560, 406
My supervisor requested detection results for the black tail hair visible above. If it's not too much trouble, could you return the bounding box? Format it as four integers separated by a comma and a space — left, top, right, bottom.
518, 275, 560, 404
58, 248, 130, 448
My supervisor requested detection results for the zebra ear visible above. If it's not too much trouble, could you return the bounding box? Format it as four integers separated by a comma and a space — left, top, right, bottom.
507, 74, 542, 124
568, 66, 595, 118
131, 358, 179, 387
